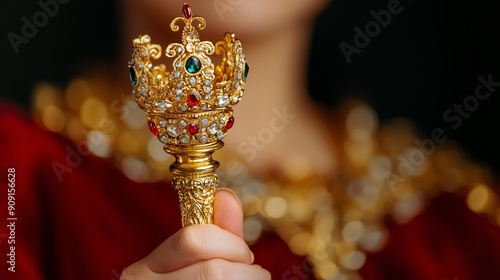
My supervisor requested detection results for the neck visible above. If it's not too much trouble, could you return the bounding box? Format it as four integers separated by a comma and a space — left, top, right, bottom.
224, 24, 337, 175
237, 23, 313, 127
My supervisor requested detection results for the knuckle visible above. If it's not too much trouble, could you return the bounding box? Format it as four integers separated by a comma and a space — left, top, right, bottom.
176, 226, 205, 256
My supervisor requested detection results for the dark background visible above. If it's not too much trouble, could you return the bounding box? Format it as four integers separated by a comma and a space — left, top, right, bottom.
1, 0, 499, 172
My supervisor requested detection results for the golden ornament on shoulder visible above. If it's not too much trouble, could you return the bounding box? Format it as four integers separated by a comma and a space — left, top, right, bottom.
128, 3, 249, 227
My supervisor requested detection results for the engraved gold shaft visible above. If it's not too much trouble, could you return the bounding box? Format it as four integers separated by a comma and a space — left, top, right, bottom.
165, 141, 223, 227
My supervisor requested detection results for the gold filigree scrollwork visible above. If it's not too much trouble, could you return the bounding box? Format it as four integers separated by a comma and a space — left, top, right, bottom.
173, 174, 218, 226
148, 44, 162, 60
215, 33, 234, 80
170, 16, 207, 32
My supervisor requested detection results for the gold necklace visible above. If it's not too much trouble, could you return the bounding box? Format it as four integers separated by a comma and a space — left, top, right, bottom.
216, 102, 500, 279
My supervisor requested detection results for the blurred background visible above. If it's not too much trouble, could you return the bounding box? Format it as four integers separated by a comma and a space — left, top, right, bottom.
1, 0, 499, 173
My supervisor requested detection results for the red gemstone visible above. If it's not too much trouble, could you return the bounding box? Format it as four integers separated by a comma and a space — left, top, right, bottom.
182, 3, 192, 19
187, 123, 199, 135
187, 92, 200, 106
149, 121, 159, 136
225, 116, 235, 130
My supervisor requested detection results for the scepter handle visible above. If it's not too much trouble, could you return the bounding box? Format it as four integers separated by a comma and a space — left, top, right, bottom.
165, 141, 223, 226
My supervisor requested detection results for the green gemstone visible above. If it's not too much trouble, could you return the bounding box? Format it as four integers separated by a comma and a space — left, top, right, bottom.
129, 67, 138, 86
185, 56, 201, 74
243, 63, 249, 81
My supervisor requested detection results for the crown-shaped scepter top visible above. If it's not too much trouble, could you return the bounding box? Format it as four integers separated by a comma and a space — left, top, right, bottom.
128, 3, 248, 146
129, 4, 249, 227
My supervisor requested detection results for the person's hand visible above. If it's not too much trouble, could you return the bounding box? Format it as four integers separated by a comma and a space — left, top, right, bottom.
120, 188, 271, 280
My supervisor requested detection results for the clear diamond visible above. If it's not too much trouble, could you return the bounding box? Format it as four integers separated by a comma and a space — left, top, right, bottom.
202, 128, 206, 132
205, 69, 213, 75
204, 86, 211, 93
157, 102, 167, 110
204, 79, 211, 86
140, 85, 148, 93
204, 94, 210, 100
200, 134, 208, 143
138, 63, 144, 69
216, 96, 230, 107
234, 81, 240, 89
238, 62, 243, 68
181, 105, 187, 111
209, 123, 218, 135
236, 71, 242, 79
159, 120, 166, 127
218, 131, 224, 140
177, 82, 183, 88
201, 118, 208, 126
167, 126, 179, 137
177, 46, 183, 53
176, 61, 182, 68
221, 115, 227, 123
140, 76, 147, 83
198, 45, 204, 51
129, 58, 135, 66
201, 104, 207, 110
160, 135, 168, 143
174, 71, 181, 78
180, 135, 189, 144
204, 59, 210, 66
186, 43, 194, 52
189, 77, 197, 85
182, 129, 187, 133
174, 95, 181, 101
176, 89, 182, 95
140, 50, 147, 58
179, 119, 187, 127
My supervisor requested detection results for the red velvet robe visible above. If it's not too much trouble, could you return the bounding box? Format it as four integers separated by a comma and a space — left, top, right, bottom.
1, 106, 499, 280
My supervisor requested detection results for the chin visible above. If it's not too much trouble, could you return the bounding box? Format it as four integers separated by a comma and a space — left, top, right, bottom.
131, 0, 329, 38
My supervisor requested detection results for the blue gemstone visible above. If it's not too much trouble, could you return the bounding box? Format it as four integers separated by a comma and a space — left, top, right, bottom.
186, 56, 201, 74
243, 63, 249, 81
129, 67, 138, 86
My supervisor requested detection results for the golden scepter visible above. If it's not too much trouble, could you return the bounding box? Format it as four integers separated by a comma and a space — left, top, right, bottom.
128, 3, 248, 227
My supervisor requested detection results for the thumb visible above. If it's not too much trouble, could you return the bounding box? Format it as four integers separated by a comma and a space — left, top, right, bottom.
214, 188, 244, 239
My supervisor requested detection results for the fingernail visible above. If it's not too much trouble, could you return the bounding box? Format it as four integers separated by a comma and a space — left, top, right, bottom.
216, 188, 242, 208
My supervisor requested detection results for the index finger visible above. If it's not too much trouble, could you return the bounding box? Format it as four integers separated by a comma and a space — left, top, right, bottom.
144, 224, 253, 273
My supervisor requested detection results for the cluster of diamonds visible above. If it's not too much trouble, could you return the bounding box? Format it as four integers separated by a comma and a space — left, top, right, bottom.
128, 4, 248, 145
150, 112, 234, 145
